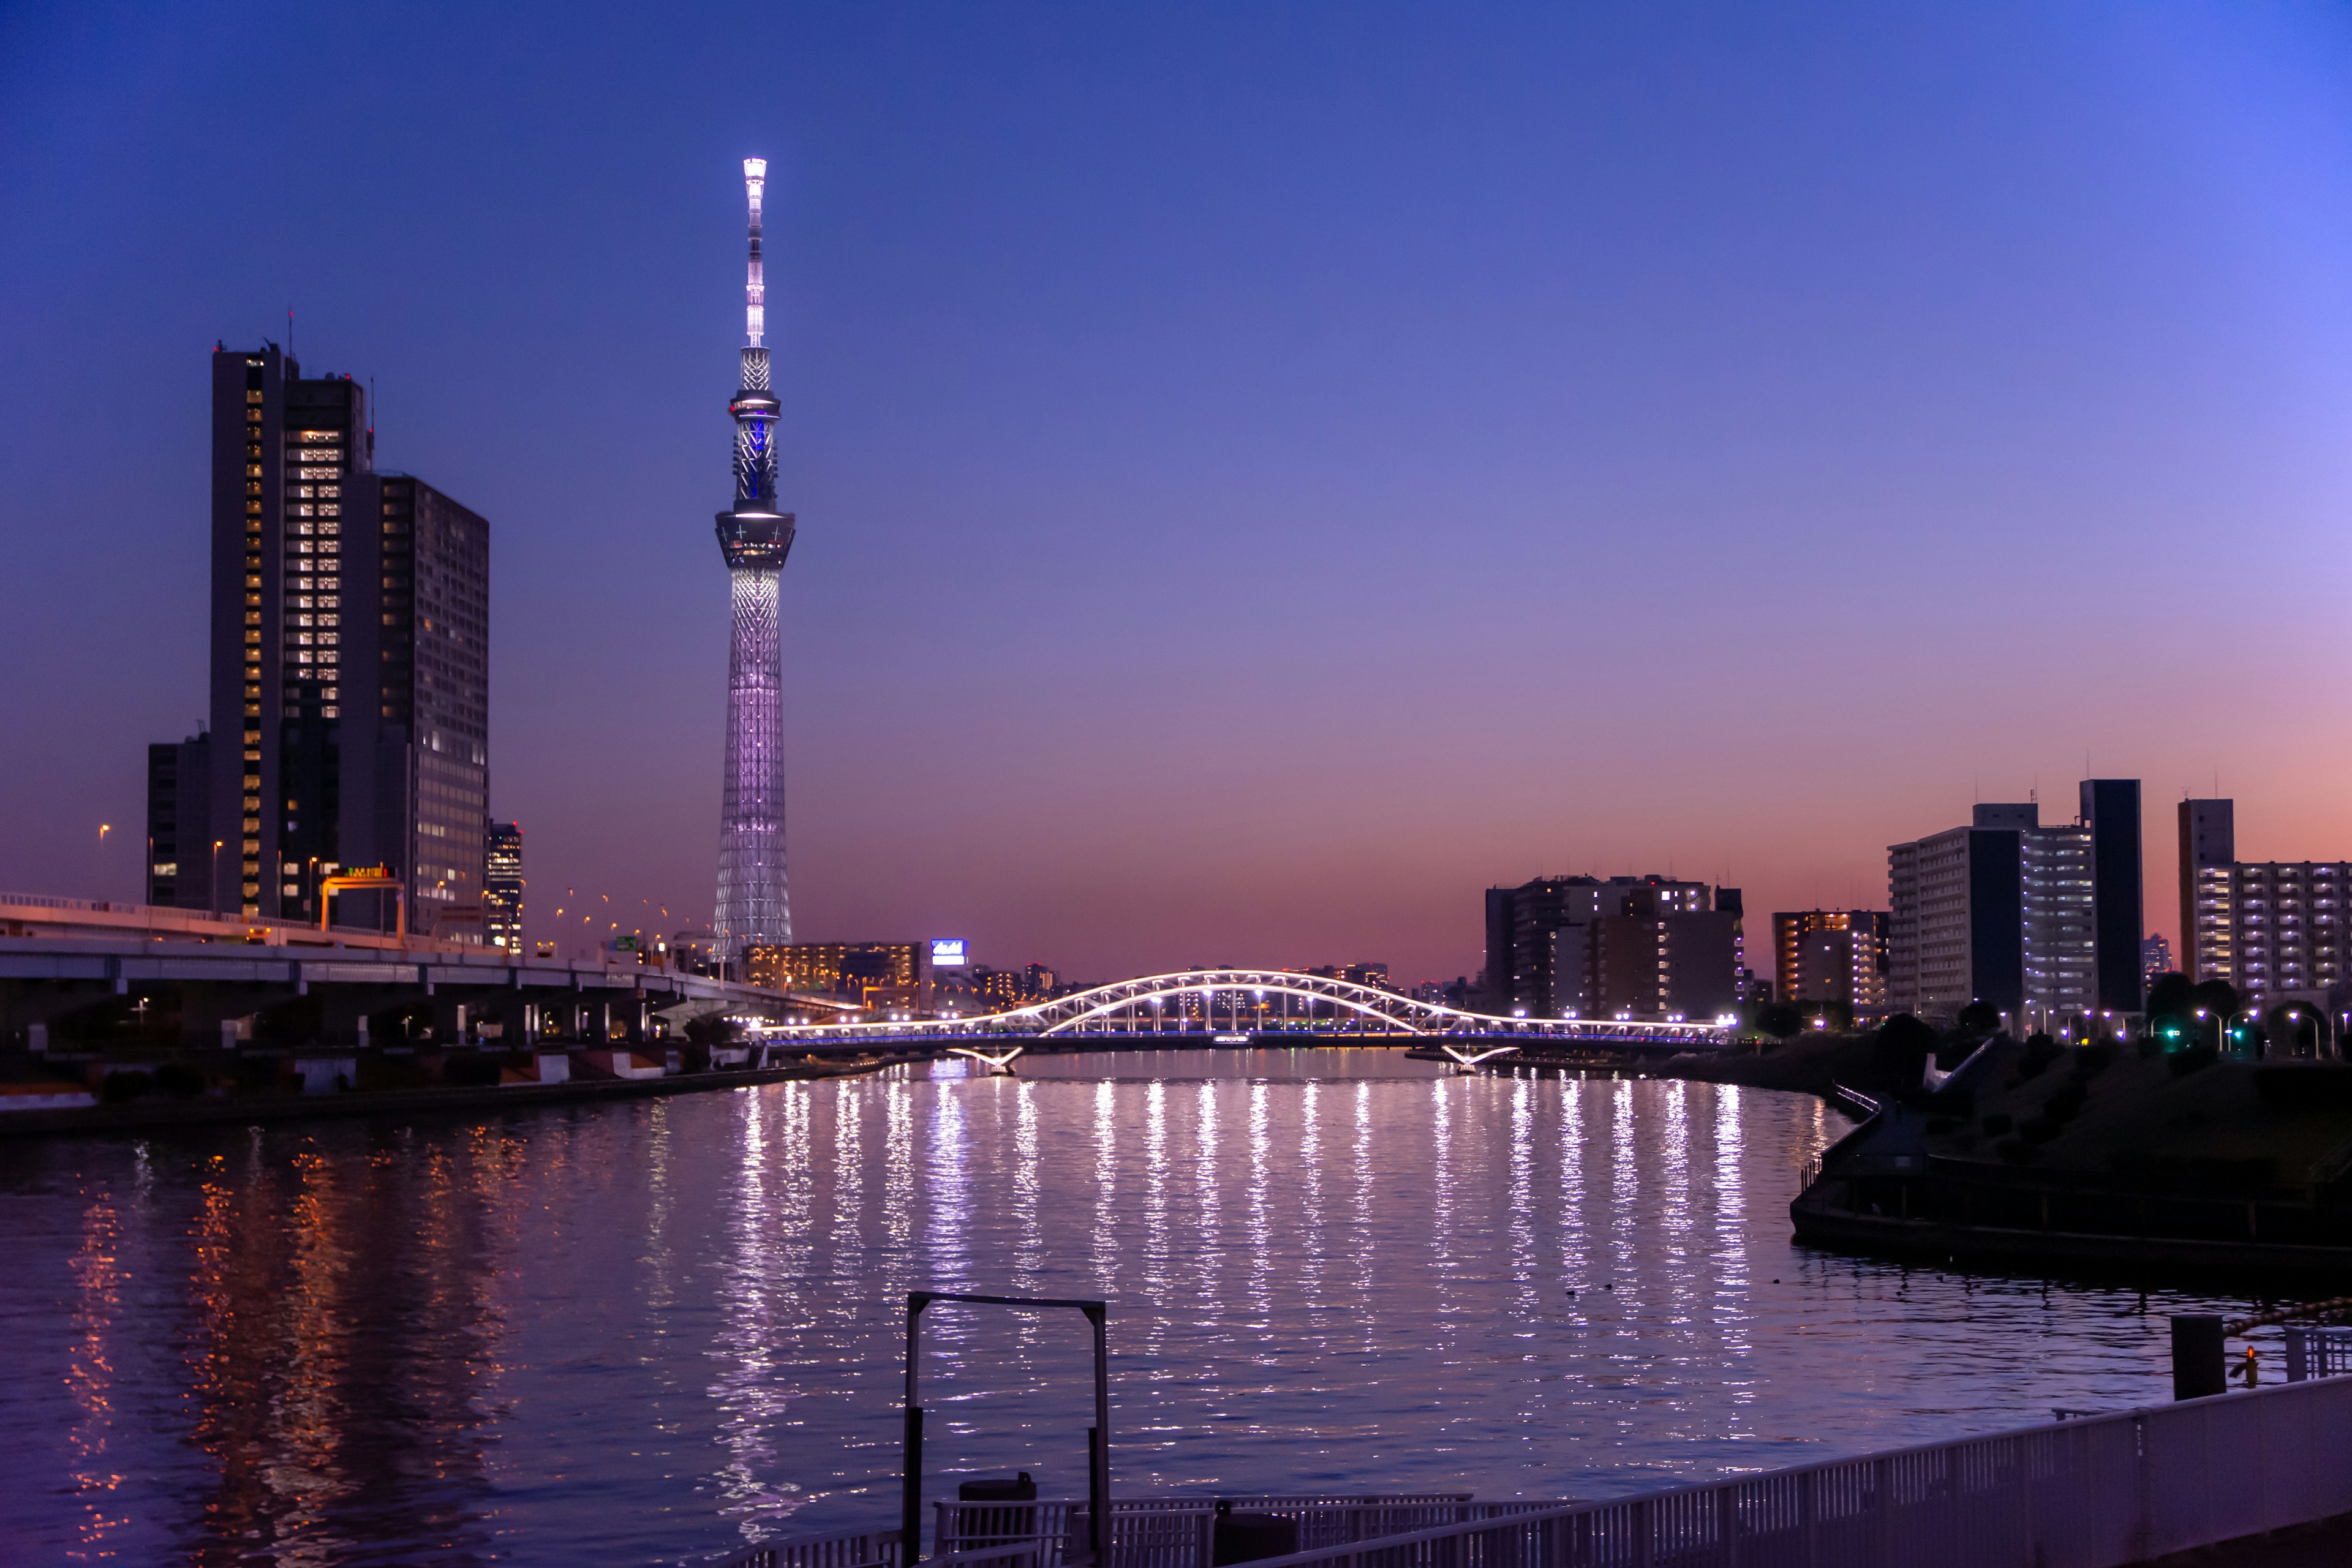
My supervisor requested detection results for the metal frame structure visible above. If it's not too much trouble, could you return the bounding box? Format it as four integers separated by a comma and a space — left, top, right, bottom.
318, 870, 405, 938
711, 156, 796, 961
764, 970, 1736, 1047
904, 1292, 1111, 1566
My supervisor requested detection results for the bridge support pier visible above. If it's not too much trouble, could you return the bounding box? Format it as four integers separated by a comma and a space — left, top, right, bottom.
314, 988, 382, 1051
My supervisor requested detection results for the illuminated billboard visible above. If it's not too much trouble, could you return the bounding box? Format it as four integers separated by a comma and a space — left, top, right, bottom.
931, 938, 967, 968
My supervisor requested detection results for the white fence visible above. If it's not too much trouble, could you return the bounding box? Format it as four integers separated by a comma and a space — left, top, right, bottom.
717, 1374, 2352, 1568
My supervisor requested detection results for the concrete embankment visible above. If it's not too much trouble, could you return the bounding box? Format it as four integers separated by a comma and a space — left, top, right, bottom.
0, 1052, 921, 1138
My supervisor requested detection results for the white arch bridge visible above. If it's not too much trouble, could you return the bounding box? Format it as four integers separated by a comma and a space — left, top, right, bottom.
756, 968, 1737, 1049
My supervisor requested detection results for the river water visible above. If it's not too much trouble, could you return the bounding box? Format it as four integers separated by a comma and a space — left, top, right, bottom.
0, 1049, 2256, 1565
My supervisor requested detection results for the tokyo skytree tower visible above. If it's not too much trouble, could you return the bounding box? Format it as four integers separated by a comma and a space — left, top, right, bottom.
712, 157, 795, 959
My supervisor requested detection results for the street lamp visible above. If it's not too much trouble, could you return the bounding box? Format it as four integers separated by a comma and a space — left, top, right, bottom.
96, 823, 110, 902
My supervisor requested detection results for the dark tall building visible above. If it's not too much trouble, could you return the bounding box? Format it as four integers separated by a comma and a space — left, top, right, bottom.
484, 820, 522, 952
2080, 778, 2145, 1014
145, 345, 490, 935
145, 733, 213, 910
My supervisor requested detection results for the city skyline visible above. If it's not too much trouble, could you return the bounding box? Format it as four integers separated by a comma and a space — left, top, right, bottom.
4, 4, 2351, 983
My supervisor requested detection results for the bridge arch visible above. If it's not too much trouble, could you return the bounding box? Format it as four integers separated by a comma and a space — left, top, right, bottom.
760, 968, 1734, 1048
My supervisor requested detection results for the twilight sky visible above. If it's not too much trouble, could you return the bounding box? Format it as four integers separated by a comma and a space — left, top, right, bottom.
3, 3, 2350, 985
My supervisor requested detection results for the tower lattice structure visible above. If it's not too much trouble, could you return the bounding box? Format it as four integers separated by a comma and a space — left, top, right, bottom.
712, 157, 796, 959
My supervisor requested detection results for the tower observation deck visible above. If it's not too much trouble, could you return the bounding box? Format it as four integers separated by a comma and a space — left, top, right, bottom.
712, 157, 794, 959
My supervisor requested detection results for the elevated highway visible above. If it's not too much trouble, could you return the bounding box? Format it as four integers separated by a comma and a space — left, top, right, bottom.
0, 892, 830, 1050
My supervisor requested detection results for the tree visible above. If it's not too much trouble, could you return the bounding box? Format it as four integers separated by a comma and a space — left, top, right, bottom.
1872, 1012, 1939, 1084
1955, 1000, 2002, 1036
1754, 1001, 1804, 1039
2146, 971, 2193, 1021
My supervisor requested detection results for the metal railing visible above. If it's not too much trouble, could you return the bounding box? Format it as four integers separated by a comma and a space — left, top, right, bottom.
1221, 1376, 2352, 1568
722, 1374, 2352, 1568
710, 1527, 904, 1568
2285, 1327, 2352, 1382
930, 1496, 1559, 1568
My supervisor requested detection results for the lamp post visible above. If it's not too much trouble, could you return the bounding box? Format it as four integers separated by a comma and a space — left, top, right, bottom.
2225, 1008, 2260, 1060
96, 823, 111, 902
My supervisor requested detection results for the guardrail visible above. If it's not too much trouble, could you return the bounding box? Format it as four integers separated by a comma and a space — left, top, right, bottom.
932, 1496, 1561, 1568
724, 1375, 2352, 1568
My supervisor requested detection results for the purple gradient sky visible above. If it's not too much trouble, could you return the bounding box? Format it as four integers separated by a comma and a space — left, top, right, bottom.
3, 4, 2350, 985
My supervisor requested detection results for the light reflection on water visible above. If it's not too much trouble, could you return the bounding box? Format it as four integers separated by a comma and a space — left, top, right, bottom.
0, 1049, 2260, 1566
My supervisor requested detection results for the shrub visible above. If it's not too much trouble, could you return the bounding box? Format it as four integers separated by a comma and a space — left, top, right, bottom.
152, 1061, 206, 1098
1981, 1113, 2013, 1136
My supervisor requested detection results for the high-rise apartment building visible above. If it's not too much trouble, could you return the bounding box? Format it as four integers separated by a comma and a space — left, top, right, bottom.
145, 345, 491, 935
1890, 798, 2113, 1027
1483, 875, 1735, 1019
2177, 799, 2352, 1006
1771, 911, 1890, 1013
2179, 798, 2236, 980
2018, 812, 2095, 1028
484, 821, 523, 952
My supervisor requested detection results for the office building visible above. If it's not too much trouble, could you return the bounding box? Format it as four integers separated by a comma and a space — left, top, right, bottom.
145, 345, 491, 935
2177, 799, 2352, 1007
2143, 933, 2174, 988
2081, 780, 2146, 1013
1771, 911, 1890, 1014
484, 821, 523, 952
747, 941, 933, 1009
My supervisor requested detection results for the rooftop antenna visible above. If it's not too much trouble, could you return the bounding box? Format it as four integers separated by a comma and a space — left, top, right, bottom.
744, 157, 765, 347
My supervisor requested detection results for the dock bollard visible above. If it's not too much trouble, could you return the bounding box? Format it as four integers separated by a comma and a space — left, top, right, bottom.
2172, 1315, 2226, 1401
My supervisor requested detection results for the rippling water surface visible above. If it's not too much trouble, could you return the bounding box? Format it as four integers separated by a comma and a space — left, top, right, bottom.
0, 1049, 2254, 1565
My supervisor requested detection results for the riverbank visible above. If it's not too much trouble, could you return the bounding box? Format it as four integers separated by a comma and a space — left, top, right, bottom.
1790, 1033, 2352, 1278
1501, 1029, 1910, 1101
0, 1050, 919, 1138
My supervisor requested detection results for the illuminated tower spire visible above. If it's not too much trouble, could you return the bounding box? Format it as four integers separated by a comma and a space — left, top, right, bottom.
712, 157, 794, 960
